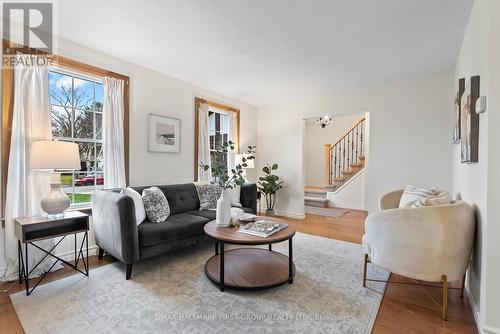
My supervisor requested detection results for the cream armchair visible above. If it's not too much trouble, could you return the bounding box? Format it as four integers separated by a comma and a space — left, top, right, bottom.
362, 189, 475, 320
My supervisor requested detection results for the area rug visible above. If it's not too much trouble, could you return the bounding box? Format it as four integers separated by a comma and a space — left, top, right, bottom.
11, 232, 388, 334
305, 205, 350, 218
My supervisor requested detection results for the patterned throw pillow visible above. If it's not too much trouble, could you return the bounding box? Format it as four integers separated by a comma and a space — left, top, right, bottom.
142, 187, 170, 223
196, 183, 223, 210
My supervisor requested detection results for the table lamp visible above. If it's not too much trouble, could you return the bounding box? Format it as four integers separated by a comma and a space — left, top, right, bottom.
30, 140, 80, 218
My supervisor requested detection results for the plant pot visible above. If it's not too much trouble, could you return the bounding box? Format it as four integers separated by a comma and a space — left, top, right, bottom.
216, 189, 232, 227
265, 209, 275, 217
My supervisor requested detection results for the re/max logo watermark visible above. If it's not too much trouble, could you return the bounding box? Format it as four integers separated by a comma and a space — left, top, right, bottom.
2, 2, 54, 67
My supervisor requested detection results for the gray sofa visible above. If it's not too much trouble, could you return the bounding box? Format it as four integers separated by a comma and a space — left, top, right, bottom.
92, 182, 257, 279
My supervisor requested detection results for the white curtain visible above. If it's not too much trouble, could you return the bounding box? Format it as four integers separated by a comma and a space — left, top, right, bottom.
1, 55, 58, 282
197, 102, 212, 181
103, 77, 126, 189
227, 111, 239, 175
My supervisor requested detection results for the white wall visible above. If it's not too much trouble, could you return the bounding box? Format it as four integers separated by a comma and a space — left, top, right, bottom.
327, 170, 366, 211
453, 0, 500, 332
304, 113, 364, 187
257, 73, 453, 217
0, 37, 258, 273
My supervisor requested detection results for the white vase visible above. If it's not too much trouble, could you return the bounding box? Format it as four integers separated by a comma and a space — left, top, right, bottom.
216, 189, 232, 227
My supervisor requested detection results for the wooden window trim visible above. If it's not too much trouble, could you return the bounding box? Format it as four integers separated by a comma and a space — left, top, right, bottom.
193, 97, 240, 181
1, 40, 130, 217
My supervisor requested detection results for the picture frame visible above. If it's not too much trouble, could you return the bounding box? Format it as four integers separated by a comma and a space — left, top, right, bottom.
460, 76, 480, 163
453, 78, 465, 144
148, 113, 181, 153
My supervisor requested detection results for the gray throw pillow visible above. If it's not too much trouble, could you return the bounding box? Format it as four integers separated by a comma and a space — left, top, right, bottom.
142, 187, 170, 223
196, 183, 222, 210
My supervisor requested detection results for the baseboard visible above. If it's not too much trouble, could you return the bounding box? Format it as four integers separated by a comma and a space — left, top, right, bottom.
259, 209, 305, 220
327, 202, 366, 211
485, 326, 500, 334
275, 210, 305, 219
466, 281, 483, 334
56, 245, 98, 262
0, 245, 97, 281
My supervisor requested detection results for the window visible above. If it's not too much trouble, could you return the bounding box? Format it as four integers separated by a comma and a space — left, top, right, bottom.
208, 108, 229, 174
49, 70, 104, 205
193, 97, 240, 181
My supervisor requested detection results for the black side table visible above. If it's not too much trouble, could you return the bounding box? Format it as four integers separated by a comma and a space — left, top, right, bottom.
15, 211, 89, 295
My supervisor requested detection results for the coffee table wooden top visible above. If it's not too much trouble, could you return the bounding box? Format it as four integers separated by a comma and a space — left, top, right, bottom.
204, 216, 295, 244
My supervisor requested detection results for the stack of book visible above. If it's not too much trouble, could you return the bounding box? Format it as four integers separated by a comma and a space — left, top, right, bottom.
238, 220, 288, 237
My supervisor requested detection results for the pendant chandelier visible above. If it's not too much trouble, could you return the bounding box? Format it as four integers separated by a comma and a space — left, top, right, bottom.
316, 115, 332, 128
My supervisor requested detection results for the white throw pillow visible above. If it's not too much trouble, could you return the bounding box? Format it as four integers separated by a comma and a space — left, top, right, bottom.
122, 187, 146, 225
399, 185, 438, 208
227, 185, 242, 207
410, 190, 452, 208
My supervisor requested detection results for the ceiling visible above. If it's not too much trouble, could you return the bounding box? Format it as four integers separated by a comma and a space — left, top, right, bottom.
51, 0, 473, 106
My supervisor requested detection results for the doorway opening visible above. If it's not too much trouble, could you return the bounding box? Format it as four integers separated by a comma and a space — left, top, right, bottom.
303, 112, 370, 218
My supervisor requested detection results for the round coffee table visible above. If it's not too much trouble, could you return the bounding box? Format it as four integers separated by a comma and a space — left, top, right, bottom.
204, 217, 296, 291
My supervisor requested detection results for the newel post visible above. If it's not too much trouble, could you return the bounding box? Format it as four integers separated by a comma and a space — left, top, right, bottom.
325, 144, 331, 185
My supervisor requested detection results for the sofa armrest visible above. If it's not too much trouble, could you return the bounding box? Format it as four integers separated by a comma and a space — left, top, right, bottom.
379, 189, 404, 210
240, 183, 257, 214
91, 190, 140, 264
363, 201, 475, 282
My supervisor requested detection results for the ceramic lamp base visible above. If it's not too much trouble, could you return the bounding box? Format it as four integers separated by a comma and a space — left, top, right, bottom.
40, 172, 71, 217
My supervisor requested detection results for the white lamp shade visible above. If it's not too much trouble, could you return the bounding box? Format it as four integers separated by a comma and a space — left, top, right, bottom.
235, 154, 254, 169
30, 140, 81, 170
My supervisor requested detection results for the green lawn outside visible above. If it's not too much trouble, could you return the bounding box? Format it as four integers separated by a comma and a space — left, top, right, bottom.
66, 193, 91, 204
60, 174, 73, 186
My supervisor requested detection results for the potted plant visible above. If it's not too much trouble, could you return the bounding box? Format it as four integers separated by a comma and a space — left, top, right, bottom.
258, 163, 284, 216
200, 140, 256, 226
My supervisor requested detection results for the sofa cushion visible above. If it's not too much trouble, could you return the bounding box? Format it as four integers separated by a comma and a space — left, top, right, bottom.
187, 207, 253, 222
132, 183, 200, 214
187, 209, 216, 221
138, 213, 209, 247
242, 207, 253, 214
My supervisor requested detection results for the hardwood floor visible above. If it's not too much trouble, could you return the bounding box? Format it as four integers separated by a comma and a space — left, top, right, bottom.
286, 210, 478, 334
0, 256, 115, 334
0, 210, 477, 333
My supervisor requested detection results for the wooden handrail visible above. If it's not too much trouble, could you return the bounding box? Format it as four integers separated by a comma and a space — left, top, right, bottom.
329, 117, 365, 150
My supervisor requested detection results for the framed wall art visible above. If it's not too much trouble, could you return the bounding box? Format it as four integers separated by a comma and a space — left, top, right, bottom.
148, 113, 181, 153
453, 78, 465, 144
460, 76, 480, 163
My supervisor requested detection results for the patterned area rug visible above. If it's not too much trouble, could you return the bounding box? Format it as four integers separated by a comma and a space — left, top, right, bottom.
11, 233, 388, 334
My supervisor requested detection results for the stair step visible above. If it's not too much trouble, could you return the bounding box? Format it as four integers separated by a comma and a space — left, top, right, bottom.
304, 189, 327, 198
333, 177, 345, 182
350, 163, 363, 167
304, 196, 328, 203
304, 196, 328, 208
358, 156, 365, 160
341, 170, 353, 175
325, 185, 338, 192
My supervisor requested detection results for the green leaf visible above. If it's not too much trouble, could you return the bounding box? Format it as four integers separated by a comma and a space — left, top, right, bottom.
272, 164, 278, 170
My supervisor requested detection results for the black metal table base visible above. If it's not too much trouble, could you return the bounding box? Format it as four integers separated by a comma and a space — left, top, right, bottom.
18, 231, 89, 295
212, 237, 294, 292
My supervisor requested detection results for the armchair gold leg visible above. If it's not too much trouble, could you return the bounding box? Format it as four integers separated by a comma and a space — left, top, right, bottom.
460, 273, 466, 298
442, 274, 448, 321
363, 254, 369, 287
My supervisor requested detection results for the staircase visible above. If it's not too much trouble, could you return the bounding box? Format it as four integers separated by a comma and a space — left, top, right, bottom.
325, 117, 366, 192
304, 188, 329, 207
